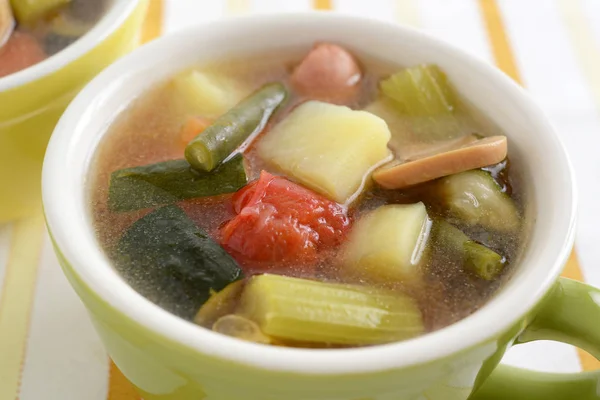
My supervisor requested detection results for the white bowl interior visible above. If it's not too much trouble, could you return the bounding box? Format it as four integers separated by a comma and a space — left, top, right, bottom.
43, 13, 576, 374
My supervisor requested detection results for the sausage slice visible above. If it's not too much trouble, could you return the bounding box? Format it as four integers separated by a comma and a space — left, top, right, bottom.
374, 135, 508, 189
291, 43, 361, 104
0, 31, 46, 77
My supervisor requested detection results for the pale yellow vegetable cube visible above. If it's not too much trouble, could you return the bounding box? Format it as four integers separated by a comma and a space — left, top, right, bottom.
257, 101, 392, 203
343, 203, 430, 283
172, 69, 248, 118
10, 0, 70, 24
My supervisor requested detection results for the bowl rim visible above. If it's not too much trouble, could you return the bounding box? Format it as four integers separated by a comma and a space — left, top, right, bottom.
0, 0, 140, 92
42, 12, 577, 375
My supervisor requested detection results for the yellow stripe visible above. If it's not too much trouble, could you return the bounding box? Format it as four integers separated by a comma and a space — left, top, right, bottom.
106, 1, 164, 398
313, 0, 332, 11
478, 0, 597, 371
394, 0, 421, 28
0, 212, 45, 400
226, 0, 251, 15
478, 0, 521, 83
140, 0, 163, 44
108, 361, 141, 400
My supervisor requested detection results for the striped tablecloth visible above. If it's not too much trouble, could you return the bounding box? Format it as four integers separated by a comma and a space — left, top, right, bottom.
1, 0, 600, 398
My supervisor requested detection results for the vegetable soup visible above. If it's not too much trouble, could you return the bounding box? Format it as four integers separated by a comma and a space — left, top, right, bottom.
0, 0, 108, 78
90, 43, 526, 348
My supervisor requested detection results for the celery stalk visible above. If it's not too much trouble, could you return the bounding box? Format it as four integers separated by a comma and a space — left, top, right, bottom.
238, 274, 424, 345
379, 65, 462, 141
381, 65, 453, 115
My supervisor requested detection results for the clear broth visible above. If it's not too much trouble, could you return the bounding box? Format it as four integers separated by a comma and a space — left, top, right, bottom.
89, 51, 526, 343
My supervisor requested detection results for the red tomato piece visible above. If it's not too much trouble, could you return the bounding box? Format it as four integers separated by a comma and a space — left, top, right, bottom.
220, 171, 350, 273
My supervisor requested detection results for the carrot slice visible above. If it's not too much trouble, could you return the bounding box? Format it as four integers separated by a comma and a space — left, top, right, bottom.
180, 116, 213, 147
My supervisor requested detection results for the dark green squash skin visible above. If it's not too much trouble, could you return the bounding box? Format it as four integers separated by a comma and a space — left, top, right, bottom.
115, 205, 243, 320
108, 154, 247, 212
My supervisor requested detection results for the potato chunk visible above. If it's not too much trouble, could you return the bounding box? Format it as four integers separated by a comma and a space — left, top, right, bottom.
257, 101, 392, 203
172, 69, 247, 118
10, 0, 70, 24
343, 203, 430, 283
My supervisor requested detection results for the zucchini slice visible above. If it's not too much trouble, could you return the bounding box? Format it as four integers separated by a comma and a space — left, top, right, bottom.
115, 205, 243, 320
438, 170, 520, 232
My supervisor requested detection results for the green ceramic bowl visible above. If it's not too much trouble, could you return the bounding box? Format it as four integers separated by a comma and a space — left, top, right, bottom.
0, 0, 147, 223
42, 13, 600, 400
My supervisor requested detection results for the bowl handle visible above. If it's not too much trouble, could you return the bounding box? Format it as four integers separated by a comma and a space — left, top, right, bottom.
470, 277, 600, 399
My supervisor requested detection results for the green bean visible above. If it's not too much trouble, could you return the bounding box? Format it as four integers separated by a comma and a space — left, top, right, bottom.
463, 241, 506, 280
433, 220, 506, 280
185, 82, 287, 172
